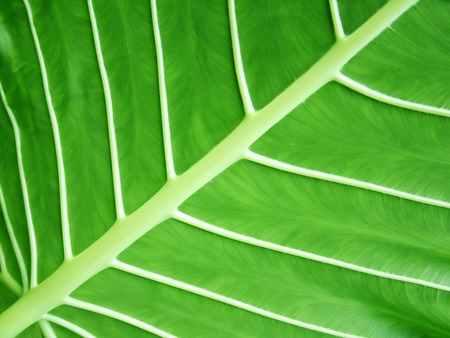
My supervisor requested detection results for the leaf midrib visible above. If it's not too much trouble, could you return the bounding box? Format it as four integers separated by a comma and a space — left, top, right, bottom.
0, 0, 418, 335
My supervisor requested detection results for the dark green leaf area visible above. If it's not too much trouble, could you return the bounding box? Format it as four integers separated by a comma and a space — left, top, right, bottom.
16, 323, 43, 338
0, 283, 17, 312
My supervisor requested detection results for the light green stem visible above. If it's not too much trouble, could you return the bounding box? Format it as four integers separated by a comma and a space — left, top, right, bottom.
0, 0, 417, 336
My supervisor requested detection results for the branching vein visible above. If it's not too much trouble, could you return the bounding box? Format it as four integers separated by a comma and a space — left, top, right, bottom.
335, 73, 450, 118
0, 185, 29, 292
329, 0, 345, 39
0, 244, 22, 297
38, 320, 56, 338
174, 210, 450, 292
0, 82, 38, 287
245, 151, 450, 210
88, 0, 126, 219
229, 0, 255, 114
151, 0, 176, 179
0, 271, 22, 298
112, 259, 359, 337
43, 314, 95, 338
65, 297, 175, 338
22, 0, 72, 260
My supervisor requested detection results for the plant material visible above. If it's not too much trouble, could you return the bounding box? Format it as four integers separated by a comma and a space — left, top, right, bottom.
0, 0, 449, 336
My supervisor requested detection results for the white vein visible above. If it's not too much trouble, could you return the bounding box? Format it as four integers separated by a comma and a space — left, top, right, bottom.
228, 0, 255, 115
0, 82, 38, 287
0, 185, 29, 292
174, 210, 450, 292
0, 243, 22, 297
329, 0, 345, 39
335, 73, 450, 118
151, 0, 176, 179
0, 243, 6, 273
43, 314, 95, 338
39, 319, 56, 338
113, 259, 359, 338
88, 0, 126, 219
246, 150, 450, 210
65, 297, 175, 338
23, 0, 72, 259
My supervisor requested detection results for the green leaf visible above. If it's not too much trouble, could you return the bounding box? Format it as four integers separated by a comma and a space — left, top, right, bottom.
1, 0, 449, 336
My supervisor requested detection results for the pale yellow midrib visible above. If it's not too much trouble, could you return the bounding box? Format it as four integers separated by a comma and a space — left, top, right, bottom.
0, 0, 418, 336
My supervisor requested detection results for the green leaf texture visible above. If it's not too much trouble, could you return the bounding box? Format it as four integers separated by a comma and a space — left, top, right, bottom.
0, 0, 449, 336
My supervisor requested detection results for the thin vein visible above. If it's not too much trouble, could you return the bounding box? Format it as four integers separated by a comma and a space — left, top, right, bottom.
245, 151, 450, 210
0, 244, 7, 274
22, 0, 72, 259
0, 245, 23, 297
174, 210, 450, 292
228, 0, 255, 114
0, 185, 29, 292
43, 314, 95, 338
87, 0, 126, 219
39, 320, 56, 338
0, 82, 38, 287
329, 0, 345, 39
65, 297, 176, 338
335, 73, 450, 117
113, 259, 359, 337
151, 0, 176, 179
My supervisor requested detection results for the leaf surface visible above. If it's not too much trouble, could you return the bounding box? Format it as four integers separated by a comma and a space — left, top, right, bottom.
0, 0, 449, 337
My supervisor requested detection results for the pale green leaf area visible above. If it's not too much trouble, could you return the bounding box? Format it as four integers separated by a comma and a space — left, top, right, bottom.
0, 0, 449, 337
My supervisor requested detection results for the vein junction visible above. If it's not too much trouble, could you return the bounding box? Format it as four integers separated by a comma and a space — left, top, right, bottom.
0, 0, 425, 336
